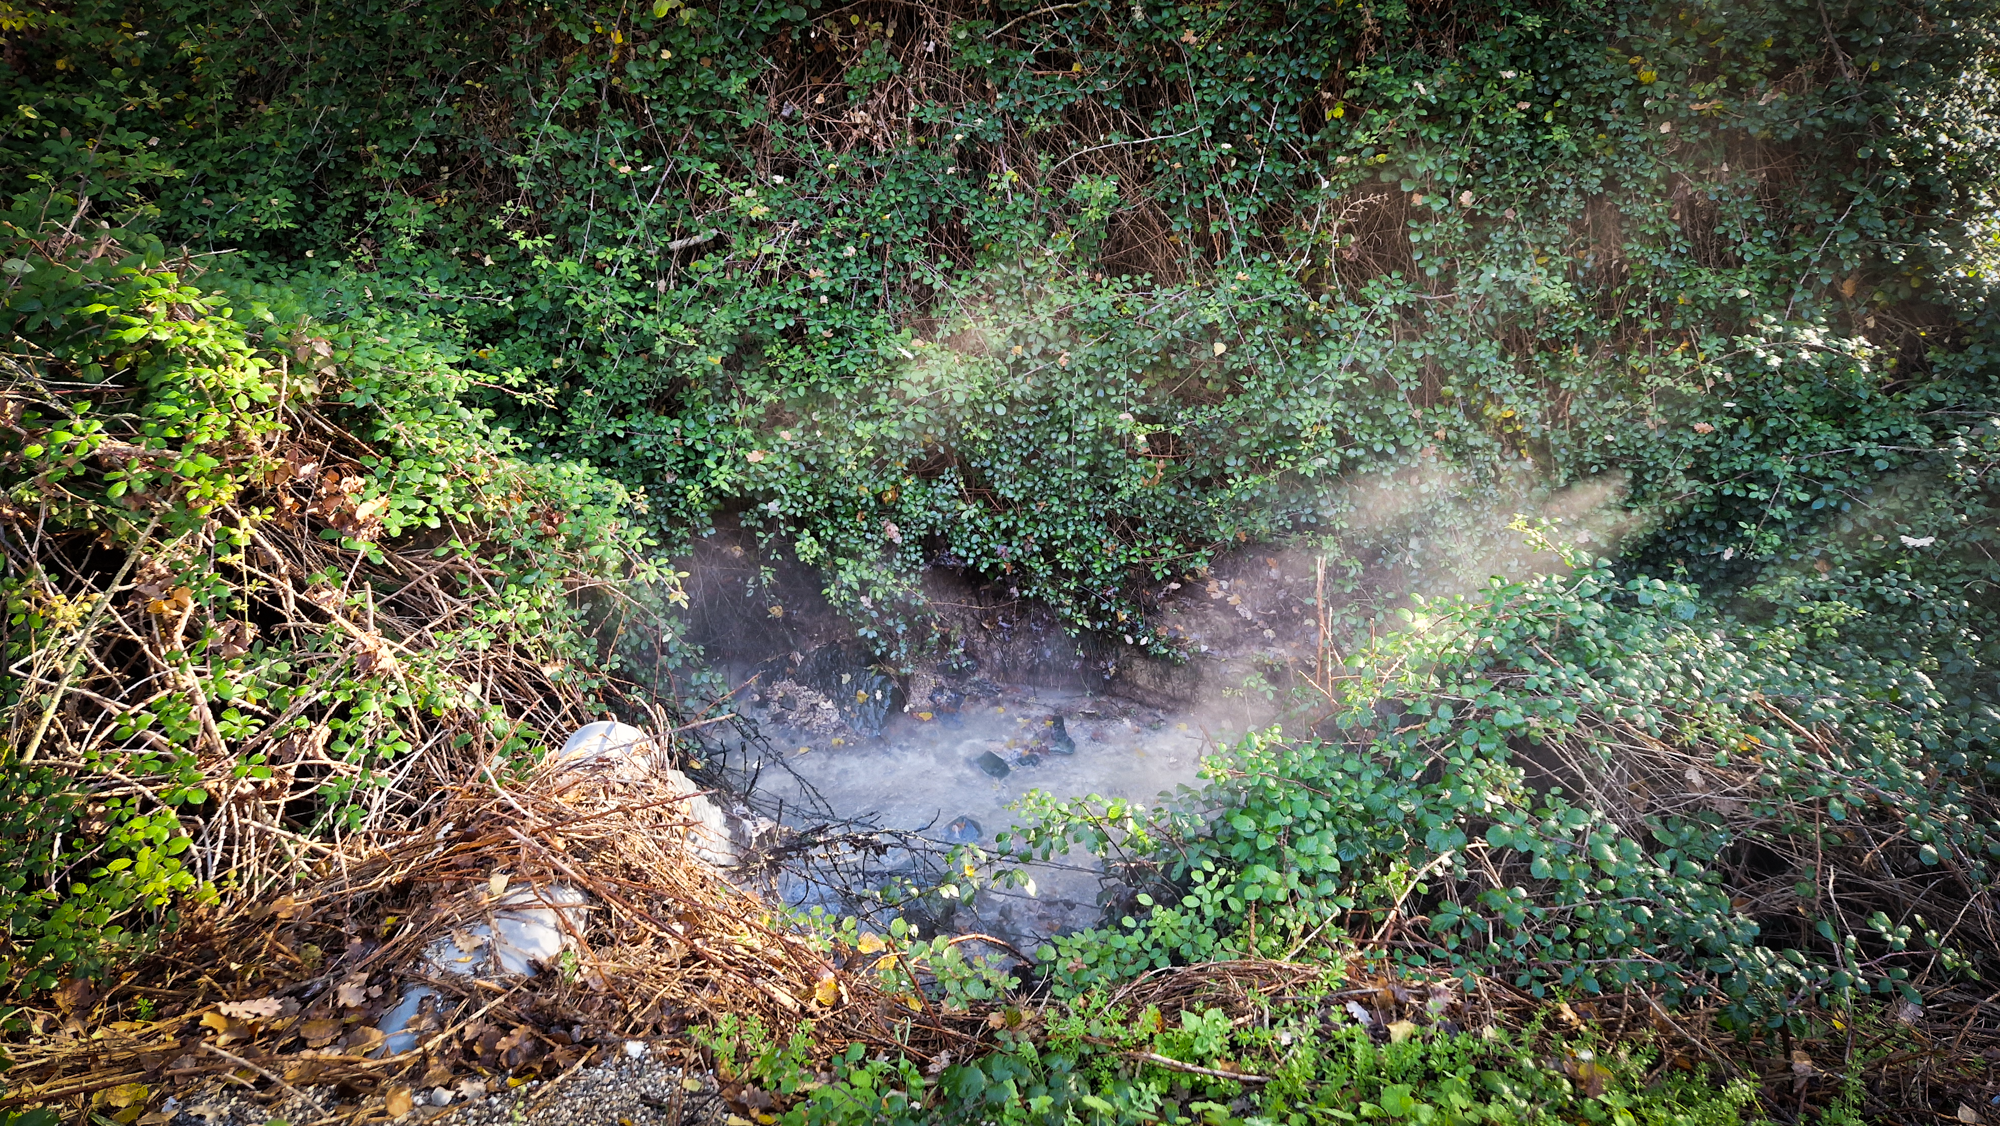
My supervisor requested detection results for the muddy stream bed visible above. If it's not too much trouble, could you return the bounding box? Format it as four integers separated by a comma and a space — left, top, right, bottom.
674, 531, 1338, 953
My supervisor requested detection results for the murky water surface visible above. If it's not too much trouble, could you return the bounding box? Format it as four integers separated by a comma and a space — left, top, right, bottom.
721, 680, 1254, 948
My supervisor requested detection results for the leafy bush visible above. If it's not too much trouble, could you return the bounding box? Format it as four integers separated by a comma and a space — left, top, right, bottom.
5, 0, 1998, 658
1001, 526, 1997, 1031
0, 208, 664, 987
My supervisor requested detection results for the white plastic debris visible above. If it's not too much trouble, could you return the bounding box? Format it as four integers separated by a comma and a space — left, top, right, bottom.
430, 1087, 454, 1107
375, 985, 436, 1055
556, 720, 660, 769
419, 884, 590, 978
489, 885, 590, 974
623, 1039, 648, 1059
551, 720, 742, 866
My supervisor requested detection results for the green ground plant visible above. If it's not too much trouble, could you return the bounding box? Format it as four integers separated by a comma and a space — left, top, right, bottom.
701, 1005, 1761, 1126
1001, 526, 1998, 1030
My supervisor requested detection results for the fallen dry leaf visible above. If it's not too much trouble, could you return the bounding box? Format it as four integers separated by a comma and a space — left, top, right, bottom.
335, 972, 370, 1008
386, 1086, 414, 1118
199, 1011, 250, 1044
102, 1082, 149, 1108
217, 998, 283, 1021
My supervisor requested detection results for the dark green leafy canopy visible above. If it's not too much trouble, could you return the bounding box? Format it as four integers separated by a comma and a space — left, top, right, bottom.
6, 0, 1997, 656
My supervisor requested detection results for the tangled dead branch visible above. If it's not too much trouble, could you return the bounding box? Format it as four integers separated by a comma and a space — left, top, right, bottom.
0, 759, 1008, 1122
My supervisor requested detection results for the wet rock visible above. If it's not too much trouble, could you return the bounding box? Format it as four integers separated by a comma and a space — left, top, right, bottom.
944, 816, 981, 844
973, 751, 1011, 779
759, 679, 846, 735
1105, 651, 1201, 708
1048, 715, 1075, 755
795, 644, 902, 733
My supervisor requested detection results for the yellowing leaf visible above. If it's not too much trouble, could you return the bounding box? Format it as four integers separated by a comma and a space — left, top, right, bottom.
681, 1078, 706, 1093
814, 974, 840, 1006
103, 1083, 149, 1108
1386, 1019, 1418, 1043
489, 870, 510, 898
385, 1087, 414, 1118
856, 932, 886, 954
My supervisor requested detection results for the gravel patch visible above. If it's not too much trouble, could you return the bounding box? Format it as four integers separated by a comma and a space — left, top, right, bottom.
162, 1047, 729, 1126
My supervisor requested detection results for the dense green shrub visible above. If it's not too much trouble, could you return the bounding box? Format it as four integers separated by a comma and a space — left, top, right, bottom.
5, 0, 1997, 660
998, 527, 1997, 1032
0, 212, 660, 986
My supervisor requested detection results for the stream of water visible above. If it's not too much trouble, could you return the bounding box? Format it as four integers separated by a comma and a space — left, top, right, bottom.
716, 676, 1255, 950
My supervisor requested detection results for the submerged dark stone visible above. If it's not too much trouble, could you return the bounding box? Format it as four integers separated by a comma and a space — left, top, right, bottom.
944, 815, 982, 843
974, 751, 1011, 779
1048, 714, 1076, 755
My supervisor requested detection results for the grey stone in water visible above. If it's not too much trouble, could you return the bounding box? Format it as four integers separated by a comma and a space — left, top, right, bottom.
1048, 714, 1076, 755
944, 815, 982, 843
974, 751, 1010, 779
